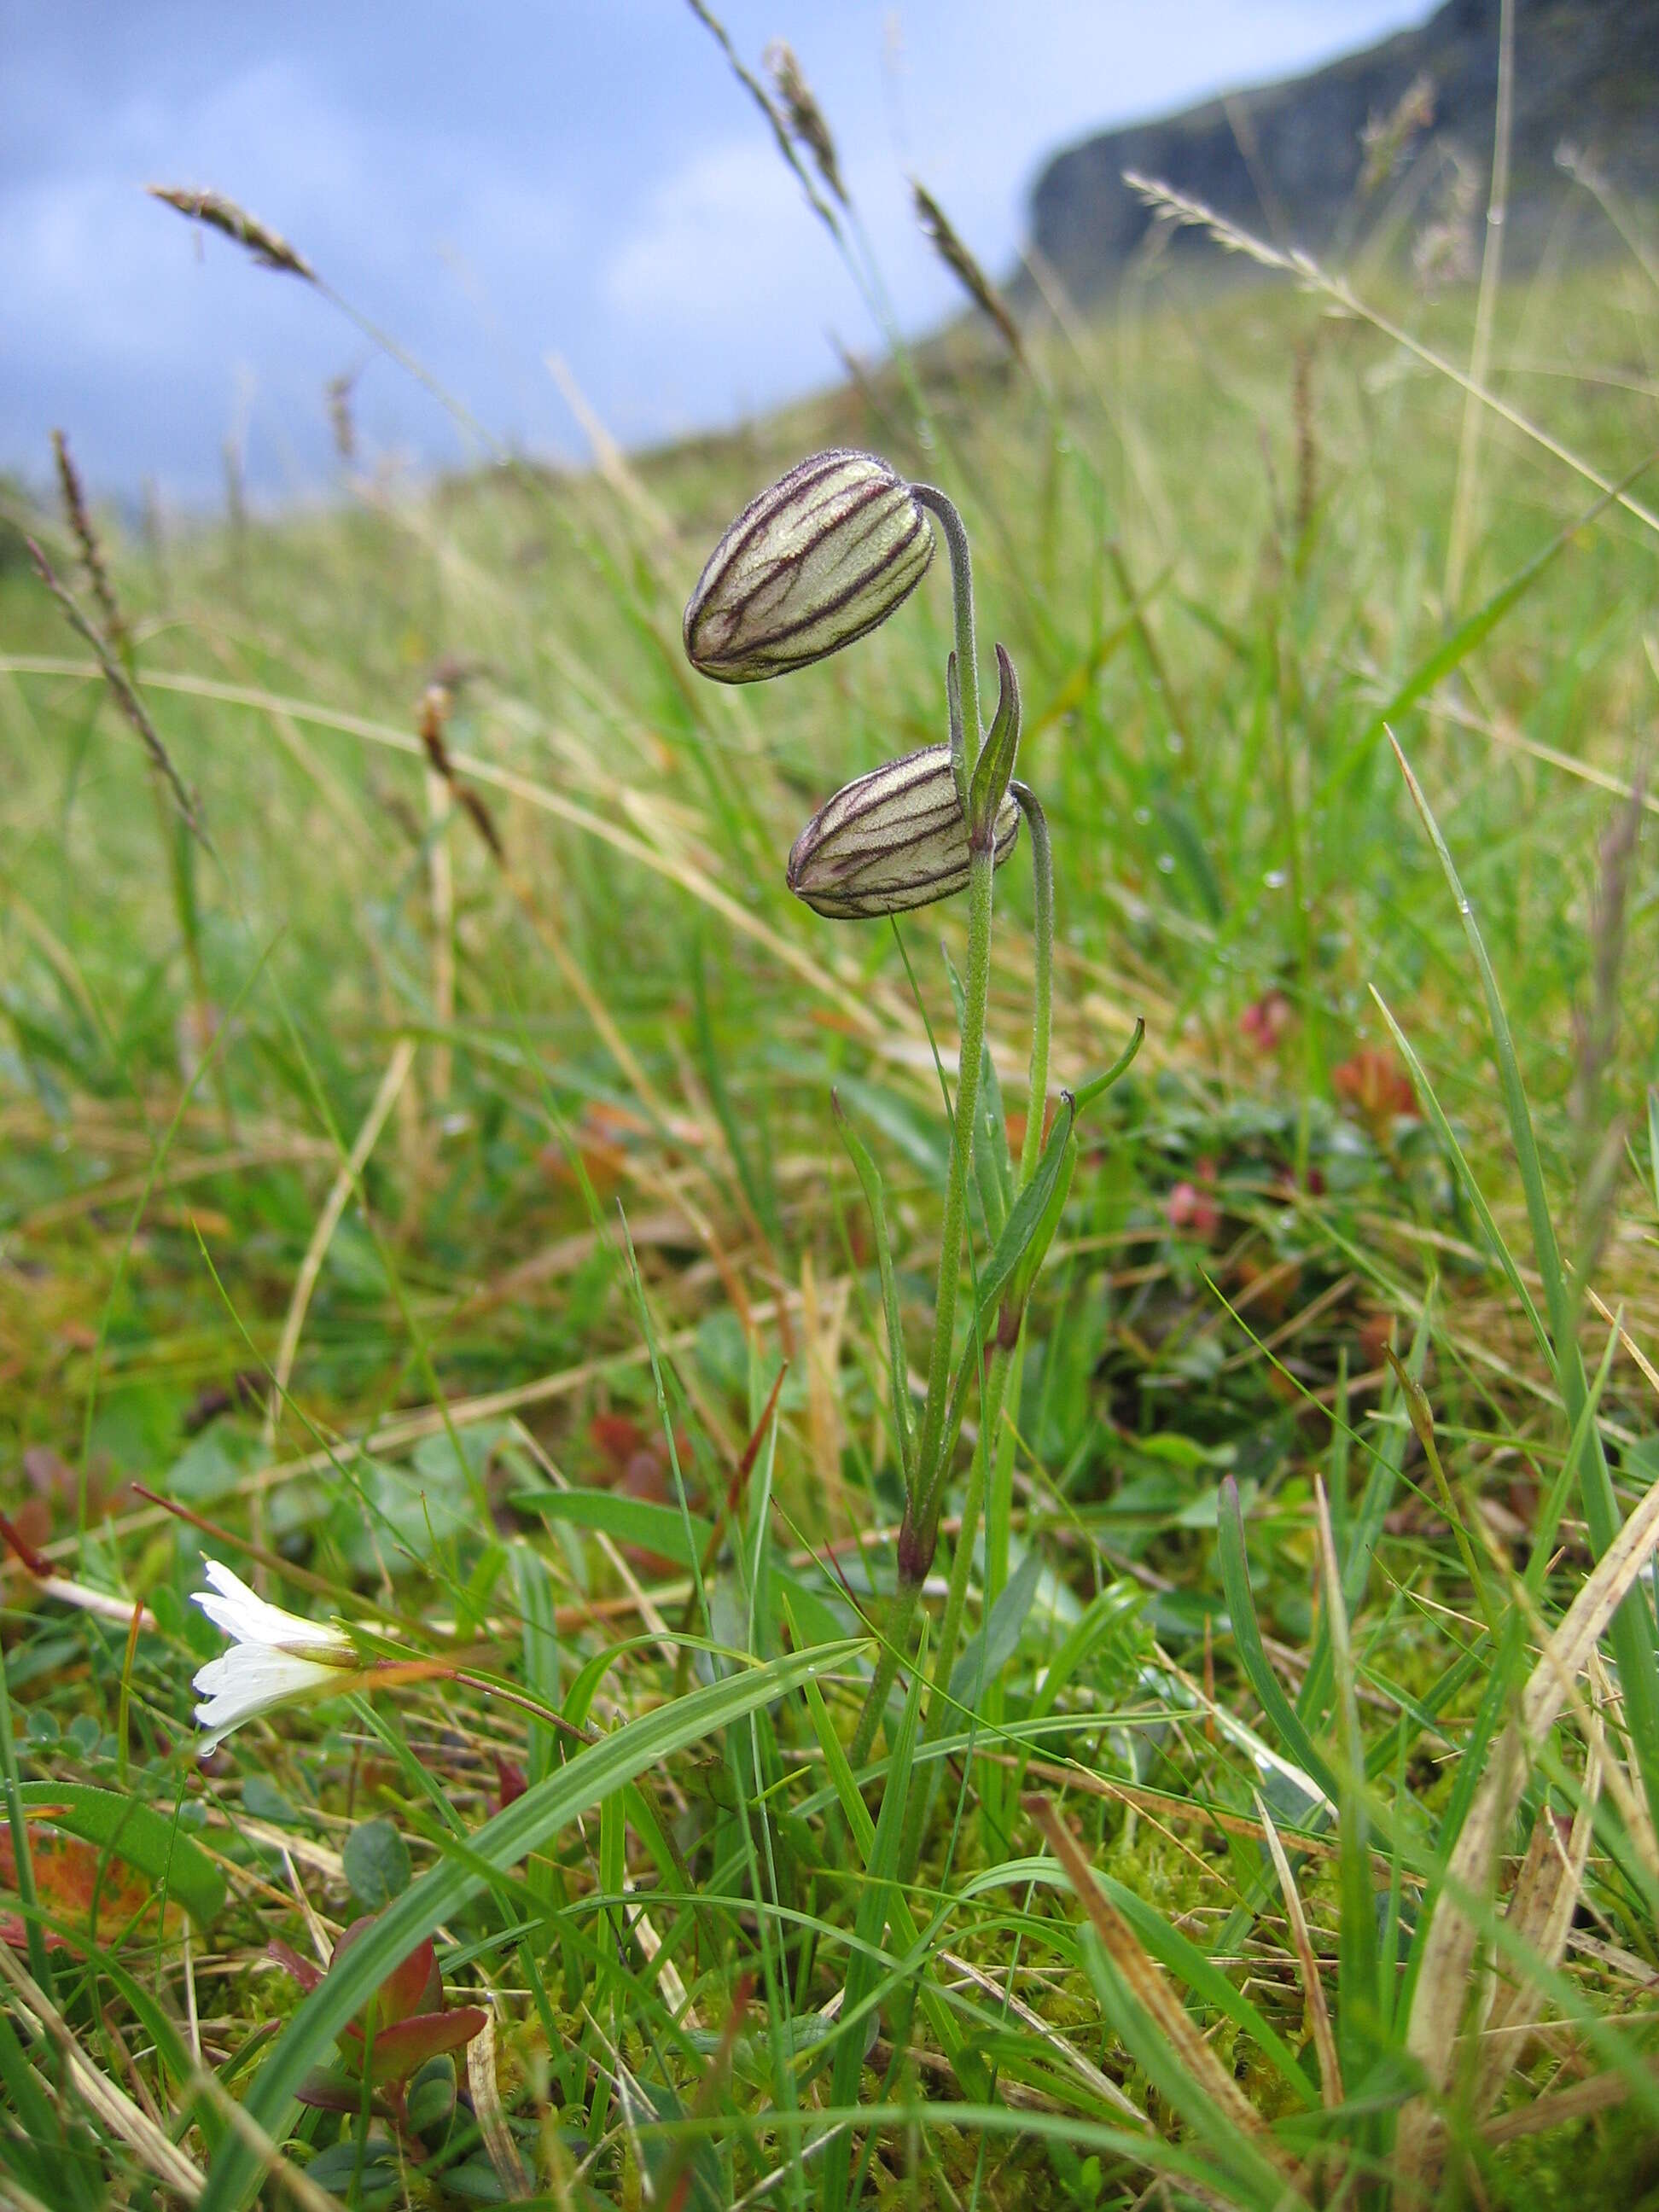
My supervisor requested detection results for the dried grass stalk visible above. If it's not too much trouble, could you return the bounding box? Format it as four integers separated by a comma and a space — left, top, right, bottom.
1470, 1753, 1600, 2120
1254, 1790, 1343, 2108
1396, 1459, 1659, 2179
1027, 1795, 1286, 2152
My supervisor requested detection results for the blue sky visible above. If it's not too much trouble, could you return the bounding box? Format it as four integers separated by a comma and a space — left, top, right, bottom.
2, 2, 1432, 505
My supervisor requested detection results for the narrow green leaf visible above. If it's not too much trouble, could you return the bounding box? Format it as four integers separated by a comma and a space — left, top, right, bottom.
933, 1104, 1078, 1472
969, 1095, 1076, 1343
1298, 1304, 1428, 1732
1315, 1493, 1379, 2101
796, 1656, 978, 2086
949, 1548, 1042, 1709
943, 948, 1012, 1237
18, 1781, 225, 1929
1348, 451, 1659, 765
968, 642, 1020, 838
199, 1639, 863, 2212
1389, 731, 1659, 1838
1077, 1928, 1294, 2212
833, 1091, 915, 1486
1072, 1018, 1145, 1115
1371, 992, 1549, 1360
981, 1854, 1313, 2102
1525, 1317, 1623, 1600
513, 1545, 561, 1788
515, 1487, 713, 1569
1215, 1478, 1337, 1807
824, 1629, 927, 2212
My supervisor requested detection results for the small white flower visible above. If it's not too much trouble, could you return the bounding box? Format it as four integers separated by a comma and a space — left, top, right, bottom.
191, 1560, 359, 1754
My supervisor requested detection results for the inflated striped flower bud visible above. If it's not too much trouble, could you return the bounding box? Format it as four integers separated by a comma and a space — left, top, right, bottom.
787, 745, 1018, 918
684, 450, 933, 683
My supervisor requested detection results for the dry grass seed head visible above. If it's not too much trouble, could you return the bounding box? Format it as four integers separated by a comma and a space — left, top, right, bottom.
147, 184, 317, 282
911, 178, 1025, 359
764, 40, 846, 205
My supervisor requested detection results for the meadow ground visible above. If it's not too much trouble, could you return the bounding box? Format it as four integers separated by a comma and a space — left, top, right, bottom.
2, 191, 1659, 2208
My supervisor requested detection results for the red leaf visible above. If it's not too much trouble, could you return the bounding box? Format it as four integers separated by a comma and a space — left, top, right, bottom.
0, 1825, 172, 1939
331, 1917, 442, 2029
360, 2007, 489, 2089
1332, 1046, 1417, 1127
267, 1937, 324, 1993
0, 1913, 68, 1954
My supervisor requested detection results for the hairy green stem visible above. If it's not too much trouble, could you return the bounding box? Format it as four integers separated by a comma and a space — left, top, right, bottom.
912, 485, 981, 781
1010, 783, 1054, 1193
974, 780, 1057, 1834
847, 840, 995, 1769
912, 842, 997, 1542
903, 791, 1054, 1869
898, 1339, 1016, 1878
849, 845, 996, 1769
848, 1575, 923, 1773
849, 484, 1003, 1775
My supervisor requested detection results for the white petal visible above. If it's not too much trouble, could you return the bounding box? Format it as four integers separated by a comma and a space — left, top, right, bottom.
192, 1645, 348, 1753
192, 1559, 353, 1660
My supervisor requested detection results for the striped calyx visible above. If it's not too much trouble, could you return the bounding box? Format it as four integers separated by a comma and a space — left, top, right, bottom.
787, 744, 1019, 918
683, 450, 933, 683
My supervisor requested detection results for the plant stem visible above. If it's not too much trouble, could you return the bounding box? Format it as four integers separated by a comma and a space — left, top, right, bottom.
1011, 783, 1055, 1193
912, 485, 981, 769
912, 842, 997, 1541
850, 480, 997, 1773
903, 789, 1054, 1871
848, 1576, 922, 1772
898, 1338, 1015, 1878
847, 843, 994, 1771
978, 791, 1055, 1640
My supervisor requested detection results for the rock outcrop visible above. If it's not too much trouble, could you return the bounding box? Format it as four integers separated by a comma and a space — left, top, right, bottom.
1026, 0, 1659, 300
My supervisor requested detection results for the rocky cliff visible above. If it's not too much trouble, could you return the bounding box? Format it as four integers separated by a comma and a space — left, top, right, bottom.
1026, 0, 1659, 300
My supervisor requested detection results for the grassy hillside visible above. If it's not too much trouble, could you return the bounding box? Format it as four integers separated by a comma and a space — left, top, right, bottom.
2, 207, 1658, 2209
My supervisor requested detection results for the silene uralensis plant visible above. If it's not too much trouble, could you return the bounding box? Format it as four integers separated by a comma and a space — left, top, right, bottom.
685, 450, 1142, 1819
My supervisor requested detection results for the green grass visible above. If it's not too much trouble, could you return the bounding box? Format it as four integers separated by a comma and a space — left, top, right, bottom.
2, 186, 1659, 2210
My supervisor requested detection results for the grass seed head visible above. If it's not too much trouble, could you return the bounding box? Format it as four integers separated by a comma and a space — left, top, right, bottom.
911, 179, 1024, 358
50, 428, 128, 656
765, 40, 847, 205
147, 184, 317, 281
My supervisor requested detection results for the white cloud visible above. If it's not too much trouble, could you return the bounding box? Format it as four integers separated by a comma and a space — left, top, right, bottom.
606, 135, 852, 328
3, 1, 1438, 496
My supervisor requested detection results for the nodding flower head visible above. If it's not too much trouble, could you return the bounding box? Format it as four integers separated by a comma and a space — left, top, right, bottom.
684, 450, 933, 684
787, 744, 1018, 919
190, 1560, 361, 1754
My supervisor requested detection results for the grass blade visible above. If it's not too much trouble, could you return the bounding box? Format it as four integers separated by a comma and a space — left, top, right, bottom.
1397, 1455, 1659, 2175
1217, 1476, 1336, 1806
1029, 1796, 1304, 2209
199, 1639, 862, 2212
822, 1628, 926, 2212
1388, 729, 1659, 1840
833, 1091, 916, 1486
16, 1782, 224, 1930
